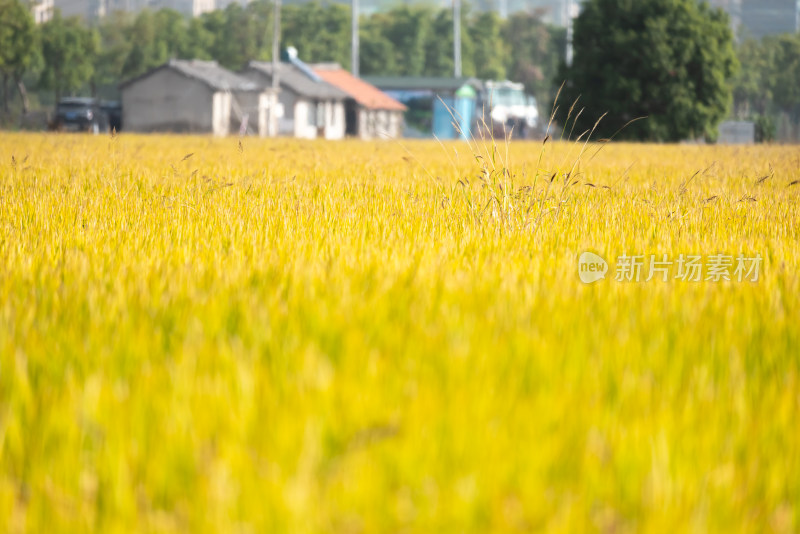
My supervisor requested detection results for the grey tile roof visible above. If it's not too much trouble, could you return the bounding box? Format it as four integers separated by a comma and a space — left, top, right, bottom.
168, 59, 261, 92
119, 59, 264, 92
245, 61, 347, 100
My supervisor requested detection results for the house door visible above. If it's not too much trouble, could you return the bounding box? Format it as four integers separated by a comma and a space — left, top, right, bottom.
345, 99, 358, 136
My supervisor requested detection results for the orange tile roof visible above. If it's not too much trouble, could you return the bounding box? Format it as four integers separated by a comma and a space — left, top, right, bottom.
312, 65, 407, 112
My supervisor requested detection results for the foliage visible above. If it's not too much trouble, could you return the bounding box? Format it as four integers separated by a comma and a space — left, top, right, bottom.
8, 0, 798, 135
9, 0, 563, 103
38, 12, 98, 101
359, 13, 398, 75
1, 133, 799, 531
505, 10, 564, 112
731, 32, 800, 141
470, 11, 507, 81
281, 2, 351, 71
373, 5, 432, 76
0, 0, 38, 112
556, 0, 738, 142
202, 2, 273, 72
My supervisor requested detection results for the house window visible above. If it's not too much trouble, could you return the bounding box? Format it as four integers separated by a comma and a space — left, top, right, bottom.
307, 102, 325, 127
308, 102, 316, 127
317, 103, 325, 127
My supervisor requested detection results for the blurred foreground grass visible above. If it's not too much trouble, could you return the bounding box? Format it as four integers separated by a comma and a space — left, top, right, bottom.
0, 133, 799, 532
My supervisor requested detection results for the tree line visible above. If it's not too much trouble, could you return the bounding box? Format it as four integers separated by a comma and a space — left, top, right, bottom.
0, 0, 564, 114
554, 0, 800, 142
731, 32, 800, 141
2, 0, 799, 140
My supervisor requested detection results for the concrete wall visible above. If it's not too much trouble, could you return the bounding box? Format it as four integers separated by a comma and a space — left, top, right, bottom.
122, 68, 218, 134
212, 91, 231, 136
388, 110, 403, 138
238, 67, 346, 139
258, 92, 278, 137
325, 101, 346, 140
357, 109, 403, 140
231, 90, 276, 137
718, 121, 755, 144
242, 69, 298, 138
288, 99, 345, 140
293, 100, 314, 139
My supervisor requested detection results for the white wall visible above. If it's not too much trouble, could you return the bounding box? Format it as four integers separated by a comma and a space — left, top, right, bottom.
325, 101, 345, 140
239, 67, 347, 139
356, 108, 403, 140
389, 110, 403, 138
278, 88, 299, 137
259, 92, 280, 137
293, 100, 317, 139
231, 90, 277, 137
212, 91, 231, 137
32, 0, 54, 23
122, 68, 216, 133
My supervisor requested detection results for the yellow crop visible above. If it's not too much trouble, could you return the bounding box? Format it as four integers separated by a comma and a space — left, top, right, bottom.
0, 132, 798, 532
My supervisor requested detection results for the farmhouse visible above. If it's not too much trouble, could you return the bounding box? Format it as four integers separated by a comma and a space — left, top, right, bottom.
312, 64, 406, 140
120, 59, 278, 137
242, 52, 347, 140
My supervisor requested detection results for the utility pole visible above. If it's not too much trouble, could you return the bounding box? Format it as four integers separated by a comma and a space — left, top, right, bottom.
351, 0, 359, 77
453, 0, 462, 77
272, 0, 281, 91
270, 0, 281, 136
565, 0, 574, 67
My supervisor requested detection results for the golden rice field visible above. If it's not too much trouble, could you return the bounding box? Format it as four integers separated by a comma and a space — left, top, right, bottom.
0, 131, 799, 533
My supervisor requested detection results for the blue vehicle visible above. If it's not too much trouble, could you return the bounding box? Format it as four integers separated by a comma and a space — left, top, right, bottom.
54, 97, 109, 133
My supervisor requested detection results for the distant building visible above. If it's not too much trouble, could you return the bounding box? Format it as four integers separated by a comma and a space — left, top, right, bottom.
707, 0, 799, 38
717, 120, 756, 144
31, 0, 54, 23
312, 64, 406, 140
32, 0, 214, 22
142, 0, 215, 17
32, 0, 103, 22
241, 51, 347, 140
739, 0, 799, 38
706, 0, 743, 33
120, 59, 278, 137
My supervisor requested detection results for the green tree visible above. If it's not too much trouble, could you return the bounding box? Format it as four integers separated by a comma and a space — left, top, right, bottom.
94, 12, 134, 95
557, 0, 738, 141
504, 11, 564, 113
120, 10, 161, 78
243, 0, 275, 62
423, 8, 454, 76
120, 9, 197, 79
422, 6, 474, 77
360, 13, 398, 75
204, 3, 262, 70
280, 2, 350, 66
766, 34, 800, 117
39, 12, 98, 103
0, 0, 39, 113
469, 11, 506, 81
731, 37, 770, 117
380, 6, 432, 76
186, 16, 214, 60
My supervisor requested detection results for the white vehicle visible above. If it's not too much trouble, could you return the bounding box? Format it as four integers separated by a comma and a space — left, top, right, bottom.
483, 80, 539, 136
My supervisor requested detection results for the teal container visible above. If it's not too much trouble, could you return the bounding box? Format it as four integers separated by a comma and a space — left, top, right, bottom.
433, 96, 456, 139
454, 84, 477, 140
